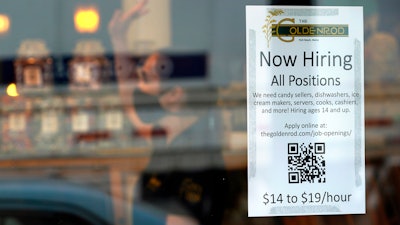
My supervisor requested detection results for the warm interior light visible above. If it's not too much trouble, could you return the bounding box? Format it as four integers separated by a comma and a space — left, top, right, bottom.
74, 6, 100, 33
6, 83, 19, 97
0, 14, 10, 34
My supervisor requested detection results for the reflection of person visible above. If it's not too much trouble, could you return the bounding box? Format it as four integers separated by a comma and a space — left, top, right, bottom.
109, 1, 226, 224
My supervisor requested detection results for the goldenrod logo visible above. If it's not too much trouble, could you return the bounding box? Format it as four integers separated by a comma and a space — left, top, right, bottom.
262, 9, 349, 47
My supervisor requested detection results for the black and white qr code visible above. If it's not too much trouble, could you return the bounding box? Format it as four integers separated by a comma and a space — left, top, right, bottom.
288, 143, 326, 184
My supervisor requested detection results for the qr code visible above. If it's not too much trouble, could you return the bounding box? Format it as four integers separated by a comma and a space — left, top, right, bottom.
288, 143, 326, 184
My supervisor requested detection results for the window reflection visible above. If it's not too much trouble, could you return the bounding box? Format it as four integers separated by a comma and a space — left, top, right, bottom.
0, 0, 398, 224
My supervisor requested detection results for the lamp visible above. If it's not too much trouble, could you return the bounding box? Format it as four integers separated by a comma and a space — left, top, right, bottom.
74, 6, 100, 33
6, 83, 18, 97
0, 14, 10, 34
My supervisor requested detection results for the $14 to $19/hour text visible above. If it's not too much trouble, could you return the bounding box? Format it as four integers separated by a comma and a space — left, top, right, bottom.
263, 191, 352, 205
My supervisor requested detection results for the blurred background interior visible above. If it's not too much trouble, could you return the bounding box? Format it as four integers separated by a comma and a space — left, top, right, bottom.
0, 0, 399, 225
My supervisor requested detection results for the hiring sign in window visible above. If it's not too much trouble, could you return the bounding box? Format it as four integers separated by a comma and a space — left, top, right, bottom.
246, 6, 365, 217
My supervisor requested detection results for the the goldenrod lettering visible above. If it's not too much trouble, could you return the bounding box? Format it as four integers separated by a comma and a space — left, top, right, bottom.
289, 26, 316, 35
276, 18, 295, 42
287, 25, 347, 36
316, 26, 346, 35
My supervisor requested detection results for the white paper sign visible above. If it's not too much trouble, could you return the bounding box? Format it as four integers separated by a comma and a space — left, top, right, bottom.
246, 6, 365, 217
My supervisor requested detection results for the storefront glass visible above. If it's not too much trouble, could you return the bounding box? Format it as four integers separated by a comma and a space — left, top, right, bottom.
0, 0, 398, 224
